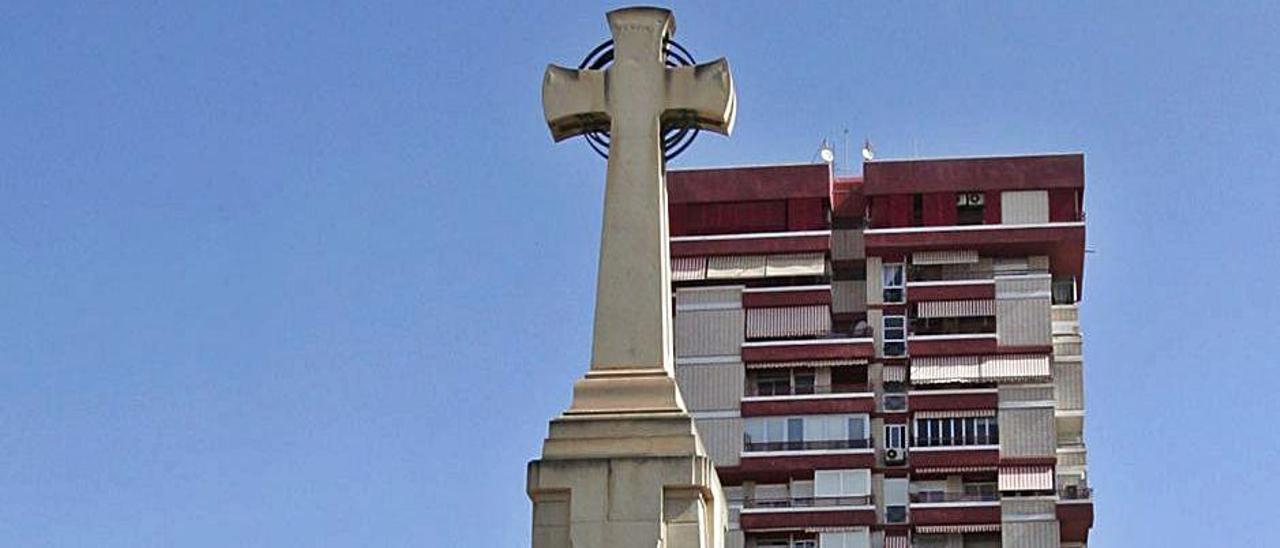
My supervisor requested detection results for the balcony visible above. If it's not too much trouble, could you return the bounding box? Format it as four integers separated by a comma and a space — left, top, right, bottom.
904, 333, 999, 357
742, 384, 876, 416
745, 383, 871, 397
1059, 486, 1093, 501
744, 438, 872, 453
908, 491, 1001, 528
741, 336, 874, 362
740, 496, 876, 531
745, 495, 873, 509
910, 492, 999, 504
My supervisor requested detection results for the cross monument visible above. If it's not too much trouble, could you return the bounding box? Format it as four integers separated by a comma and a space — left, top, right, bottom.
527, 7, 737, 548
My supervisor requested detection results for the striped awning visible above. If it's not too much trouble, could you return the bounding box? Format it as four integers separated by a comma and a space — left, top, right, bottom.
805, 526, 868, 533
671, 256, 707, 281
765, 253, 826, 277
884, 536, 909, 548
911, 355, 982, 384
746, 305, 831, 339
883, 365, 907, 382
914, 409, 996, 419
916, 299, 995, 318
999, 466, 1055, 491
706, 255, 766, 279
982, 355, 1051, 381
746, 359, 867, 370
916, 524, 1000, 534
912, 249, 979, 265
914, 466, 998, 474
911, 355, 1050, 384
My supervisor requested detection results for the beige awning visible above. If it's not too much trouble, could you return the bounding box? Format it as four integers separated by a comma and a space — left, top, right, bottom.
916, 524, 1000, 534
746, 305, 831, 339
882, 365, 907, 382
914, 466, 998, 474
706, 255, 766, 279
746, 359, 867, 370
765, 252, 826, 277
912, 249, 979, 265
911, 355, 1050, 384
914, 409, 996, 419
805, 526, 868, 533
916, 299, 995, 318
911, 355, 982, 384
999, 466, 1055, 491
982, 355, 1051, 381
671, 256, 707, 281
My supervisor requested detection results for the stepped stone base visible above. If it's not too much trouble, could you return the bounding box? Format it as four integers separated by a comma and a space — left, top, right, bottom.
528, 371, 726, 548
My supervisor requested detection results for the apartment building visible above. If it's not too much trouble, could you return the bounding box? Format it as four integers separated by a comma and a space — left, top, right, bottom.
666, 154, 1093, 548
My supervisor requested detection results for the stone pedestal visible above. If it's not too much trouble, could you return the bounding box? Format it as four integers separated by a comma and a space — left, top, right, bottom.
528, 373, 726, 548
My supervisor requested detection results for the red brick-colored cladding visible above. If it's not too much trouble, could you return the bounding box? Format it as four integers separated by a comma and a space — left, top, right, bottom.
668, 163, 832, 235
863, 154, 1083, 196
909, 391, 998, 411
865, 216, 1086, 287
741, 340, 874, 362
670, 232, 830, 257
738, 452, 876, 481
831, 176, 865, 220
741, 395, 876, 417
907, 282, 995, 301
669, 163, 832, 203
740, 508, 875, 531
1057, 502, 1094, 544
909, 448, 1000, 468
742, 289, 831, 308
910, 504, 1002, 526
905, 336, 997, 357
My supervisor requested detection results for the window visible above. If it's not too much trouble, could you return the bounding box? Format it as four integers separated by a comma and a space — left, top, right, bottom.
882, 315, 907, 357
963, 482, 998, 500
912, 416, 998, 447
745, 414, 870, 451
814, 469, 871, 498
884, 424, 906, 449
819, 530, 870, 548
755, 371, 791, 396
882, 263, 905, 303
794, 372, 816, 394
956, 192, 985, 225
1053, 277, 1077, 304
748, 368, 820, 396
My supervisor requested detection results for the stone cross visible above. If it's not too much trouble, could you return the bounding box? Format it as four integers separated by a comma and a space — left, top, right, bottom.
543, 7, 736, 376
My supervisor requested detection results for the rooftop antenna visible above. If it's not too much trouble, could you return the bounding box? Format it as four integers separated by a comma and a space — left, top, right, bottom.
842, 128, 851, 175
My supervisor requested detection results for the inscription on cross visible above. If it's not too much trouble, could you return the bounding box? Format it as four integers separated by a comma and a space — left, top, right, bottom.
542, 7, 736, 377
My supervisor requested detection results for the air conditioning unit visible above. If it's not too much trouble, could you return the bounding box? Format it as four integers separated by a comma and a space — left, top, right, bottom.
957, 192, 985, 207
884, 447, 906, 464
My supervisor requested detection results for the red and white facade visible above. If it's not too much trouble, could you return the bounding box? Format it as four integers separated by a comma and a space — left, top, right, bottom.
666, 154, 1093, 548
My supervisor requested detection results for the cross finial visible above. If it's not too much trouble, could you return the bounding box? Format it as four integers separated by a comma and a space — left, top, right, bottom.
541, 7, 736, 378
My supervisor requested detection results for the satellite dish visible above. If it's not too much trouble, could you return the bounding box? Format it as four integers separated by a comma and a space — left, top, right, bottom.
820, 146, 835, 163
817, 138, 835, 164
861, 138, 875, 161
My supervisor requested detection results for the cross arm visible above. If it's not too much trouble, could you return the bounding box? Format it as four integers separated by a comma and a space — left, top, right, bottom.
542, 65, 609, 142
663, 58, 737, 136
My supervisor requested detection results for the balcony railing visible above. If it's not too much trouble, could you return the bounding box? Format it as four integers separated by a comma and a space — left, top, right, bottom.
910, 492, 999, 503
1059, 486, 1093, 500
743, 438, 873, 452
744, 383, 871, 397
912, 436, 999, 447
745, 495, 873, 509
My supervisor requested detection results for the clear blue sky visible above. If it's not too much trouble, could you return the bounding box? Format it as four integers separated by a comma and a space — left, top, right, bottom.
2, 1, 1277, 546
